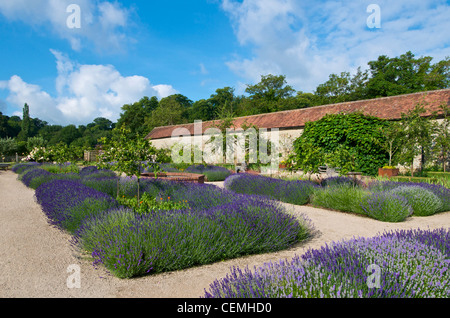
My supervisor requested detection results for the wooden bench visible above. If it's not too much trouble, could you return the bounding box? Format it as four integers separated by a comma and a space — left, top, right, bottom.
0, 163, 10, 171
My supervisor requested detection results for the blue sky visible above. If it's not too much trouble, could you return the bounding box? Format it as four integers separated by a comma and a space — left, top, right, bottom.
0, 0, 449, 126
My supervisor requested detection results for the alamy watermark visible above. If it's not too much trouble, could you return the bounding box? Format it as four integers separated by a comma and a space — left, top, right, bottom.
67, 264, 81, 289
366, 264, 381, 288
367, 4, 381, 29
170, 120, 280, 170
66, 4, 81, 29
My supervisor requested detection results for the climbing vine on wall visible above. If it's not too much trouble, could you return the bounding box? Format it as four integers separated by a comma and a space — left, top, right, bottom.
290, 112, 390, 176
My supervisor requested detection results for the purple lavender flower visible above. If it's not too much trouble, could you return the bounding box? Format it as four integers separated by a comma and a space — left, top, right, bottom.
224, 173, 319, 205
204, 228, 450, 298
35, 179, 119, 231
360, 191, 413, 222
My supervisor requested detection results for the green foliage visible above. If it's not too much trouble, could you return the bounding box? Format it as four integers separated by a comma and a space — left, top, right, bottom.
40, 163, 80, 174
366, 52, 449, 98
97, 126, 158, 202
432, 104, 450, 172
291, 112, 389, 176
311, 185, 369, 215
117, 96, 159, 137
389, 186, 443, 216
62, 198, 119, 234
0, 137, 18, 158
117, 192, 190, 215
26, 136, 47, 152
397, 100, 436, 175
17, 103, 31, 141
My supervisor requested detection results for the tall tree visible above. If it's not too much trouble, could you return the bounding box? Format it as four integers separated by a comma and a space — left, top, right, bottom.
0, 112, 13, 138
145, 95, 187, 131
366, 51, 449, 98
398, 100, 436, 176
189, 99, 215, 122
433, 103, 450, 172
18, 103, 31, 141
244, 74, 295, 114
117, 96, 159, 136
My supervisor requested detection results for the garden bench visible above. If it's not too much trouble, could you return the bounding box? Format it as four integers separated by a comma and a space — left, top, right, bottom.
319, 165, 340, 177
0, 163, 10, 171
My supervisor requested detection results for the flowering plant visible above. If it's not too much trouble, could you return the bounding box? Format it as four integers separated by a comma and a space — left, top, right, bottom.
22, 147, 52, 162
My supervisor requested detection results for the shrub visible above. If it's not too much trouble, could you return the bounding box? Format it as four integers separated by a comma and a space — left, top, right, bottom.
40, 163, 80, 174
34, 179, 119, 232
74, 196, 312, 279
389, 186, 443, 216
11, 162, 41, 174
81, 177, 118, 198
204, 228, 450, 298
368, 181, 450, 213
310, 184, 369, 215
19, 167, 82, 189
320, 176, 364, 188
359, 191, 413, 222
224, 174, 319, 205
291, 112, 390, 176
20, 168, 53, 187
80, 166, 117, 179
117, 192, 190, 215
142, 163, 179, 173
62, 198, 119, 234
185, 164, 232, 181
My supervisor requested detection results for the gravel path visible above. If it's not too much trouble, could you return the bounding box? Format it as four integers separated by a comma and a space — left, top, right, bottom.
1, 170, 449, 298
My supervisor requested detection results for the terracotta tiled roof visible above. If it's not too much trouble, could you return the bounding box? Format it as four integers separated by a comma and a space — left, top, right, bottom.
145, 89, 450, 140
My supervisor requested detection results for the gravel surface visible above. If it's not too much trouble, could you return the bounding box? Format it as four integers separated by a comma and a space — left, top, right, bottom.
1, 170, 449, 298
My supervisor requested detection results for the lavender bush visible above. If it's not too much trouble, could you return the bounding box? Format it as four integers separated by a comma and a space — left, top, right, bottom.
19, 167, 81, 189
11, 162, 41, 174
34, 179, 119, 232
185, 164, 232, 181
19, 168, 53, 187
389, 186, 443, 216
360, 191, 413, 222
224, 174, 319, 205
320, 176, 364, 188
311, 184, 369, 215
73, 196, 312, 278
204, 228, 450, 298
368, 181, 449, 212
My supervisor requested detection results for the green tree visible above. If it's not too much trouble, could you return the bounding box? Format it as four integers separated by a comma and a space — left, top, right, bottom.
38, 125, 63, 146
17, 103, 31, 141
53, 124, 81, 146
398, 100, 436, 176
189, 99, 215, 122
0, 137, 17, 160
0, 112, 14, 138
117, 96, 159, 137
375, 121, 404, 167
145, 95, 188, 131
7, 116, 21, 138
97, 127, 158, 203
244, 74, 295, 114
366, 51, 449, 98
26, 136, 47, 153
315, 68, 369, 105
433, 103, 450, 172
209, 87, 236, 117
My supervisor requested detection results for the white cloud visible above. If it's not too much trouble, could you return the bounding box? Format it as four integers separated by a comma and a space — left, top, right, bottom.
0, 0, 132, 52
221, 0, 450, 93
0, 50, 177, 125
